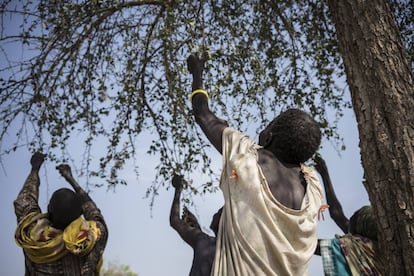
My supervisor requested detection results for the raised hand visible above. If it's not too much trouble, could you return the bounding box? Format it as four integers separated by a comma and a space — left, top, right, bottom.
172, 174, 184, 190
56, 164, 74, 180
187, 53, 207, 77
30, 152, 46, 171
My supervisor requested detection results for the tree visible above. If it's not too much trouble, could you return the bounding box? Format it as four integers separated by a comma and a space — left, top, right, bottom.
327, 0, 414, 274
0, 1, 413, 272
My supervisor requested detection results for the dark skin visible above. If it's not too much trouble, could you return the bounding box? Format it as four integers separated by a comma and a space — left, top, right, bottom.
170, 174, 220, 276
313, 154, 350, 255
31, 152, 46, 171
56, 164, 89, 201
188, 54, 306, 210
15, 153, 87, 226
170, 174, 220, 242
170, 174, 203, 246
18, 153, 102, 229
314, 154, 349, 233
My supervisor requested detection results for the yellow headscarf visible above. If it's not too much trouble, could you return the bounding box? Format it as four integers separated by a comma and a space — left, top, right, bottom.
15, 212, 101, 266
63, 216, 100, 256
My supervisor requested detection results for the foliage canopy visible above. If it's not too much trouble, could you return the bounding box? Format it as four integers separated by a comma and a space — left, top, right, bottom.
0, 0, 412, 195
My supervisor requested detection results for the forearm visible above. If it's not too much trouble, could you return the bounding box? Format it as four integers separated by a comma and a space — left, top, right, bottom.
188, 54, 228, 153
170, 188, 182, 229
191, 72, 203, 91
192, 94, 227, 153
314, 240, 321, 256
320, 171, 349, 233
14, 170, 41, 221
65, 176, 104, 222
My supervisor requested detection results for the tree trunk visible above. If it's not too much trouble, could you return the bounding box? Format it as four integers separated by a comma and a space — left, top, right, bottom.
327, 0, 414, 274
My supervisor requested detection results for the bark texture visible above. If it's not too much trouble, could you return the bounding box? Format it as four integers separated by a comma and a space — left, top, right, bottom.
327, 0, 414, 274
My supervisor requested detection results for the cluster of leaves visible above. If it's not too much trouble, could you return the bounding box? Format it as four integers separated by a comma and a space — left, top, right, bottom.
389, 0, 414, 70
0, 0, 388, 195
101, 260, 138, 276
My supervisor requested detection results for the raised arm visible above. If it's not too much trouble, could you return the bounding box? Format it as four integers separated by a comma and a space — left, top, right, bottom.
187, 53, 228, 154
14, 152, 45, 221
170, 174, 203, 248
56, 164, 108, 272
314, 154, 349, 233
56, 165, 106, 225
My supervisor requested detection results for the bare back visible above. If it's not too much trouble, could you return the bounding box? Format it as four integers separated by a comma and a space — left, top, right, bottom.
258, 148, 306, 210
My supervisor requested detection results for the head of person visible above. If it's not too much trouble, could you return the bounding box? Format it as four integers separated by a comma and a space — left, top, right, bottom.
210, 207, 223, 236
47, 188, 82, 230
349, 205, 378, 241
259, 108, 321, 164
182, 207, 201, 230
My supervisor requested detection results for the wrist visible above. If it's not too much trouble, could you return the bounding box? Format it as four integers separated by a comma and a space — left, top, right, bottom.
190, 89, 209, 102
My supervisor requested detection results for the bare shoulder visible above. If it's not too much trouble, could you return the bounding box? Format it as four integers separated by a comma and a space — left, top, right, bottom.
258, 149, 305, 209
257, 148, 281, 167
257, 148, 284, 186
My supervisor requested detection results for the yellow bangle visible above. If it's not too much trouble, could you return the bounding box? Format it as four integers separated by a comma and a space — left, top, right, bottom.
190, 89, 209, 101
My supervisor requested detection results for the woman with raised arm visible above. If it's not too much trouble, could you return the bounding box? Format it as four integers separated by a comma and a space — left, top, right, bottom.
14, 152, 108, 275
314, 154, 384, 275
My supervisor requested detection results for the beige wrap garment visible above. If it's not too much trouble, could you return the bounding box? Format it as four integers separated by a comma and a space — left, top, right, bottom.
211, 128, 323, 276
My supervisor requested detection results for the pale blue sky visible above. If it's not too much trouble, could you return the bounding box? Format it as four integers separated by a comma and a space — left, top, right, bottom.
0, 104, 369, 275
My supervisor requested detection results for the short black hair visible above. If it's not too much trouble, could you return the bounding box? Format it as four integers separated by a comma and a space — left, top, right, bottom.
268, 109, 321, 164
48, 188, 82, 230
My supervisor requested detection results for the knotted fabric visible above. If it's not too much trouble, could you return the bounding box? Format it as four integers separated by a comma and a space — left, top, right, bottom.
15, 212, 101, 266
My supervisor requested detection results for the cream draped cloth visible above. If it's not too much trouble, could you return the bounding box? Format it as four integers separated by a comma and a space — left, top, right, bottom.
211, 128, 323, 276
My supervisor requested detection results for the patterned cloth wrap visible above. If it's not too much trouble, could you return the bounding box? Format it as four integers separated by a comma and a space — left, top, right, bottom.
339, 233, 383, 276
320, 205, 384, 276
15, 212, 101, 267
